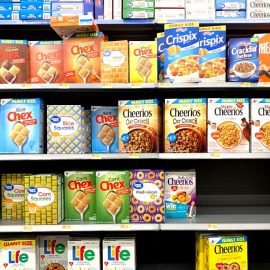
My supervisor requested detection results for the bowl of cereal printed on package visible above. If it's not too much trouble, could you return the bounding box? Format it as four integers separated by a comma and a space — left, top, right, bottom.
233, 61, 256, 79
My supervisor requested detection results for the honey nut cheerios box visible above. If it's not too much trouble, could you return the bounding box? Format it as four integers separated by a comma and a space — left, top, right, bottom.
164, 99, 207, 153
130, 169, 164, 223
157, 32, 165, 82
164, 22, 200, 83
199, 25, 226, 82
118, 99, 162, 153
207, 98, 250, 153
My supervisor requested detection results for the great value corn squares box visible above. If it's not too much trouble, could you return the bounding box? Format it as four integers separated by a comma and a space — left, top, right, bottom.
96, 171, 130, 224
0, 98, 44, 154
40, 236, 68, 270
157, 32, 165, 82
24, 174, 63, 225
129, 41, 157, 83
64, 171, 96, 221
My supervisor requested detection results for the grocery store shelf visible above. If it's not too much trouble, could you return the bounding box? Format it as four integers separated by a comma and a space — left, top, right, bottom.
160, 153, 270, 159
0, 20, 49, 25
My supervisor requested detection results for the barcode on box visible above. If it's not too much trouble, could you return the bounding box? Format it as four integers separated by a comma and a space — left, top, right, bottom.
43, 4, 50, 10
43, 13, 50, 19
14, 6, 20, 11
12, 13, 19, 20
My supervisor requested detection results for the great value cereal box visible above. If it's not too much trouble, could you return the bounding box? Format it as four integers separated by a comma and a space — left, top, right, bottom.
103, 238, 136, 270
164, 22, 199, 83
28, 40, 63, 84
208, 98, 250, 153
216, 0, 246, 9
216, 10, 246, 18
118, 99, 162, 153
91, 106, 118, 153
96, 171, 130, 224
40, 236, 68, 270
0, 98, 44, 154
251, 98, 270, 152
165, 170, 196, 219
157, 32, 165, 82
227, 38, 259, 82
130, 169, 164, 223
129, 41, 157, 83
199, 26, 226, 82
164, 99, 207, 153
68, 238, 100, 270
64, 171, 96, 221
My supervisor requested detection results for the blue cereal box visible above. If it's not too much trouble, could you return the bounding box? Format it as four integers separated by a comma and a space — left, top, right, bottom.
199, 25, 226, 82
20, 1, 51, 10
0, 3, 20, 11
0, 98, 44, 154
228, 38, 259, 82
94, 0, 104, 19
164, 22, 200, 83
19, 10, 50, 20
216, 10, 246, 19
91, 106, 118, 153
0, 10, 19, 19
216, 0, 246, 10
157, 32, 165, 82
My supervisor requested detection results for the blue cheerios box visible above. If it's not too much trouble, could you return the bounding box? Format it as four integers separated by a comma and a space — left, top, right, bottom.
164, 22, 200, 83
91, 106, 118, 153
199, 25, 226, 82
228, 38, 259, 82
157, 32, 165, 82
0, 98, 44, 154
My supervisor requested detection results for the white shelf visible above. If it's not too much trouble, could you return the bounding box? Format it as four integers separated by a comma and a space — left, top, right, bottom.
159, 153, 270, 159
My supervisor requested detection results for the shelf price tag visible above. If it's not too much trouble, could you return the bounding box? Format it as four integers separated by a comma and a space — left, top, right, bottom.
59, 83, 70, 89
91, 154, 102, 159
131, 83, 142, 88
121, 224, 131, 230
129, 153, 140, 158
208, 224, 218, 230
211, 153, 221, 158
156, 19, 167, 24
63, 224, 72, 230
102, 82, 113, 88
22, 83, 31, 89
241, 82, 251, 87
23, 225, 33, 231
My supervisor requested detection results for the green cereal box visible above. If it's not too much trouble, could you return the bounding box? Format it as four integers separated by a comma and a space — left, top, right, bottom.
96, 171, 130, 224
64, 171, 96, 221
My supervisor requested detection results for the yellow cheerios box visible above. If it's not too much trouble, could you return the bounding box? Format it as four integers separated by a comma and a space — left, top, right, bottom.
129, 41, 157, 83
205, 235, 248, 270
196, 233, 213, 270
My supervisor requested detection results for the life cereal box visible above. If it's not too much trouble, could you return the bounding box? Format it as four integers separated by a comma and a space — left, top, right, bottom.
40, 236, 68, 270
199, 26, 226, 82
227, 38, 259, 82
68, 238, 100, 270
118, 99, 162, 153
63, 32, 103, 83
103, 238, 136, 270
2, 239, 38, 270
0, 98, 44, 154
129, 41, 157, 83
24, 174, 63, 225
130, 169, 164, 223
205, 235, 248, 270
165, 170, 196, 219
28, 40, 63, 84
207, 98, 250, 153
251, 98, 270, 152
91, 106, 118, 153
164, 99, 207, 153
164, 22, 200, 83
157, 32, 165, 82
96, 171, 130, 224
64, 171, 96, 221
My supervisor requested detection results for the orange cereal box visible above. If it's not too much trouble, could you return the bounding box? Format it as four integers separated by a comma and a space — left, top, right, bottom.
63, 32, 103, 83
29, 41, 63, 84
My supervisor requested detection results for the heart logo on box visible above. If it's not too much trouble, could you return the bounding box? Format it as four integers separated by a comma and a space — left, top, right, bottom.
3, 263, 8, 268
171, 186, 177, 191
69, 262, 74, 266
104, 262, 109, 266
41, 255, 45, 259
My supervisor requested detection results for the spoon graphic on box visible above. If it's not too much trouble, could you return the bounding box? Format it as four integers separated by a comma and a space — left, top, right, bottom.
97, 124, 116, 153
10, 121, 29, 154
70, 190, 90, 221
103, 191, 123, 224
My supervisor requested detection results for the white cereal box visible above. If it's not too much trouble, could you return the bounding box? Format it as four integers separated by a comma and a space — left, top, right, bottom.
103, 238, 136, 270
251, 98, 270, 152
216, 0, 246, 9
68, 238, 100, 270
207, 98, 250, 153
40, 236, 68, 270
157, 32, 165, 82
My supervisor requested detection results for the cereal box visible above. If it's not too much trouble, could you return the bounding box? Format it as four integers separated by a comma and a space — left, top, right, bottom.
68, 238, 100, 270
247, 7, 270, 19
40, 236, 68, 270
196, 233, 212, 270
47, 105, 86, 154
64, 171, 96, 221
0, 98, 44, 154
216, 0, 246, 9
1, 173, 29, 220
63, 32, 103, 83
103, 238, 136, 270
227, 38, 259, 83
118, 99, 162, 153
207, 98, 250, 153
24, 174, 63, 225
28, 40, 63, 84
129, 41, 157, 83
205, 235, 248, 270
96, 171, 130, 224
216, 10, 246, 19
101, 40, 128, 83
199, 26, 226, 82
155, 0, 185, 8
85, 109, 91, 153
164, 170, 196, 219
164, 22, 200, 83
0, 40, 28, 84
91, 106, 118, 153
2, 239, 38, 270
130, 169, 164, 223
251, 98, 270, 152
157, 32, 165, 82
122, 8, 154, 19
164, 99, 207, 153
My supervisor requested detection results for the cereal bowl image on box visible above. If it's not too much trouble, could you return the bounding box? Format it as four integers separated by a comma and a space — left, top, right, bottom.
233, 61, 256, 79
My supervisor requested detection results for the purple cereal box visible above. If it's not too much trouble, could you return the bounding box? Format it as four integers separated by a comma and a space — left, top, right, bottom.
130, 169, 164, 223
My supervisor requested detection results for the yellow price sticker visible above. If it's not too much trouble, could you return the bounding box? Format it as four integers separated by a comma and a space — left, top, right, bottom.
23, 225, 33, 231
156, 19, 167, 24
131, 83, 142, 88
241, 82, 251, 87
59, 83, 70, 88
211, 153, 221, 158
208, 224, 218, 230
91, 154, 102, 159
63, 225, 72, 230
129, 153, 140, 158
22, 83, 31, 89
121, 224, 131, 230
102, 83, 113, 88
